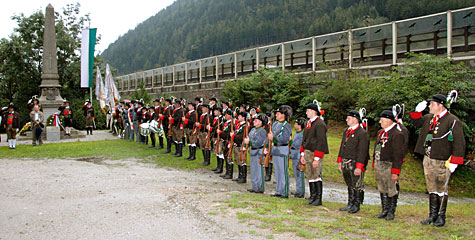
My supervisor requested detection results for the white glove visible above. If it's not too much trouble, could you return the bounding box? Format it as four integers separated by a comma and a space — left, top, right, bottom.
449, 163, 458, 173
445, 160, 458, 173
415, 100, 427, 112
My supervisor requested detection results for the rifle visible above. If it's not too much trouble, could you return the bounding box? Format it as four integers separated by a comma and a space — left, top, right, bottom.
167, 105, 172, 137
227, 119, 234, 158
240, 121, 249, 164
205, 111, 211, 148
214, 116, 221, 153
191, 108, 199, 143
181, 104, 186, 138
263, 119, 273, 167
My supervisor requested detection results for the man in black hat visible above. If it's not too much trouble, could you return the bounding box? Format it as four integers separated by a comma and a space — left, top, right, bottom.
59, 99, 73, 136
232, 111, 249, 183
373, 109, 405, 220
183, 102, 198, 160
197, 104, 211, 165
211, 106, 225, 173
150, 99, 164, 149
136, 101, 145, 143
264, 111, 274, 182
219, 109, 235, 179
268, 105, 293, 198
410, 93, 465, 227
244, 113, 268, 193
82, 100, 95, 135
337, 110, 370, 214
3, 104, 20, 149
161, 99, 173, 154
209, 97, 218, 110
300, 101, 329, 206
170, 99, 184, 157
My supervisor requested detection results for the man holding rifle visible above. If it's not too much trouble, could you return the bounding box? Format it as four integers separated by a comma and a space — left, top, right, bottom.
183, 101, 198, 160
244, 114, 268, 193
219, 109, 235, 179
197, 104, 211, 166
268, 105, 293, 198
232, 111, 248, 184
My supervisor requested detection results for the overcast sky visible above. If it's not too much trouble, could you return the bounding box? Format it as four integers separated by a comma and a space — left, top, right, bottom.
0, 0, 176, 52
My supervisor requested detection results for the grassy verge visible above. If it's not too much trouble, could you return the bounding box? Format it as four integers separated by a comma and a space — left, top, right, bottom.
1, 129, 473, 197
222, 193, 475, 239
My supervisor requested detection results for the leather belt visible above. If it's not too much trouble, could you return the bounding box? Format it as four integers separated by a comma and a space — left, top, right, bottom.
251, 146, 264, 150
274, 144, 288, 147
290, 147, 297, 150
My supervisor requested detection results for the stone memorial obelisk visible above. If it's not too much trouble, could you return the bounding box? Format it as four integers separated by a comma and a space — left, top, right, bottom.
38, 4, 64, 119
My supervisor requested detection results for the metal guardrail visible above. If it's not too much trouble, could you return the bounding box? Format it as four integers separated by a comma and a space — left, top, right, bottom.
115, 6, 475, 95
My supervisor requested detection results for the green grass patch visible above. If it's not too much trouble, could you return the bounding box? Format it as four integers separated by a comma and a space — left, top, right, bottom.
222, 193, 475, 239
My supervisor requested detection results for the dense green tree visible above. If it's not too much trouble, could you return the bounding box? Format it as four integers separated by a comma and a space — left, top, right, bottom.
0, 3, 103, 128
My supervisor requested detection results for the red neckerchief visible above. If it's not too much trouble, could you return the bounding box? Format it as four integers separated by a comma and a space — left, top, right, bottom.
429, 111, 447, 131
377, 129, 388, 144
346, 125, 359, 140
306, 116, 319, 129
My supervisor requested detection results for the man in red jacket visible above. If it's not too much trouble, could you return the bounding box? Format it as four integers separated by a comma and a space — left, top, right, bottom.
3, 104, 20, 149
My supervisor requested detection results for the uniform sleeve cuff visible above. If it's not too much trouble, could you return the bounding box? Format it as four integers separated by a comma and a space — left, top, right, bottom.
209, 127, 213, 132
356, 162, 365, 172
160, 116, 164, 120
171, 119, 174, 124
402, 158, 406, 165
391, 168, 401, 175
300, 146, 304, 153
450, 156, 464, 165
184, 119, 189, 124
199, 124, 202, 129
337, 157, 342, 163
372, 161, 375, 168
409, 112, 422, 119
313, 151, 324, 158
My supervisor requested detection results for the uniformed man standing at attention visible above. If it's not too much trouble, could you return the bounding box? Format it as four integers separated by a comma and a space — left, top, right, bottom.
337, 109, 370, 214
82, 100, 95, 135
268, 105, 293, 198
58, 99, 73, 136
161, 99, 173, 154
244, 114, 268, 193
170, 99, 184, 157
300, 100, 329, 206
219, 110, 235, 179
232, 111, 248, 183
373, 109, 405, 221
410, 92, 465, 227
183, 101, 197, 160
290, 118, 306, 198
197, 104, 211, 165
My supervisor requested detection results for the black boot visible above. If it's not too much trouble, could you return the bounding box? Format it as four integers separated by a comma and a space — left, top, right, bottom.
308, 182, 316, 205
157, 137, 164, 149
214, 158, 224, 174
233, 165, 242, 181
238, 165, 247, 183
223, 163, 234, 179
385, 194, 398, 220
150, 135, 156, 148
311, 181, 322, 206
201, 150, 211, 166
349, 190, 362, 214
175, 143, 183, 157
162, 137, 172, 154
434, 195, 448, 227
265, 163, 273, 182
173, 142, 179, 156
375, 193, 390, 218
360, 190, 364, 204
220, 162, 229, 177
186, 145, 192, 160
421, 193, 440, 225
211, 155, 219, 171
189, 146, 196, 160
340, 188, 354, 211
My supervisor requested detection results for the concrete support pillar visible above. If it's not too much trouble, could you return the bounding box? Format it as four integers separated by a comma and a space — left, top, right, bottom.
312, 37, 316, 72
234, 53, 238, 79
392, 22, 398, 65
256, 48, 260, 70
215, 57, 219, 81
281, 43, 285, 71
447, 11, 453, 58
172, 66, 176, 86
185, 63, 189, 85
348, 30, 353, 69
199, 61, 203, 83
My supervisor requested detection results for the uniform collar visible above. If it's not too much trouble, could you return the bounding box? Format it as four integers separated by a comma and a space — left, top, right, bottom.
437, 109, 448, 118
349, 124, 359, 130
384, 122, 397, 132
309, 116, 318, 122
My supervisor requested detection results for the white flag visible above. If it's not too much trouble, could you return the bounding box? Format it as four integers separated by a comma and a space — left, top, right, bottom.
95, 66, 106, 110
105, 64, 120, 110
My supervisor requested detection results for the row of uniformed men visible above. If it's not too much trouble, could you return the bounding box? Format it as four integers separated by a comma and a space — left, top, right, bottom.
114, 92, 464, 227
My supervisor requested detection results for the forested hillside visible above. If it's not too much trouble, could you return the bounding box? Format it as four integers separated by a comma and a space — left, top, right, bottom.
101, 0, 475, 74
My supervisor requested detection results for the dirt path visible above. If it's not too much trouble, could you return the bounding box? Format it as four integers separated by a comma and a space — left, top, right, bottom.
0, 158, 473, 239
